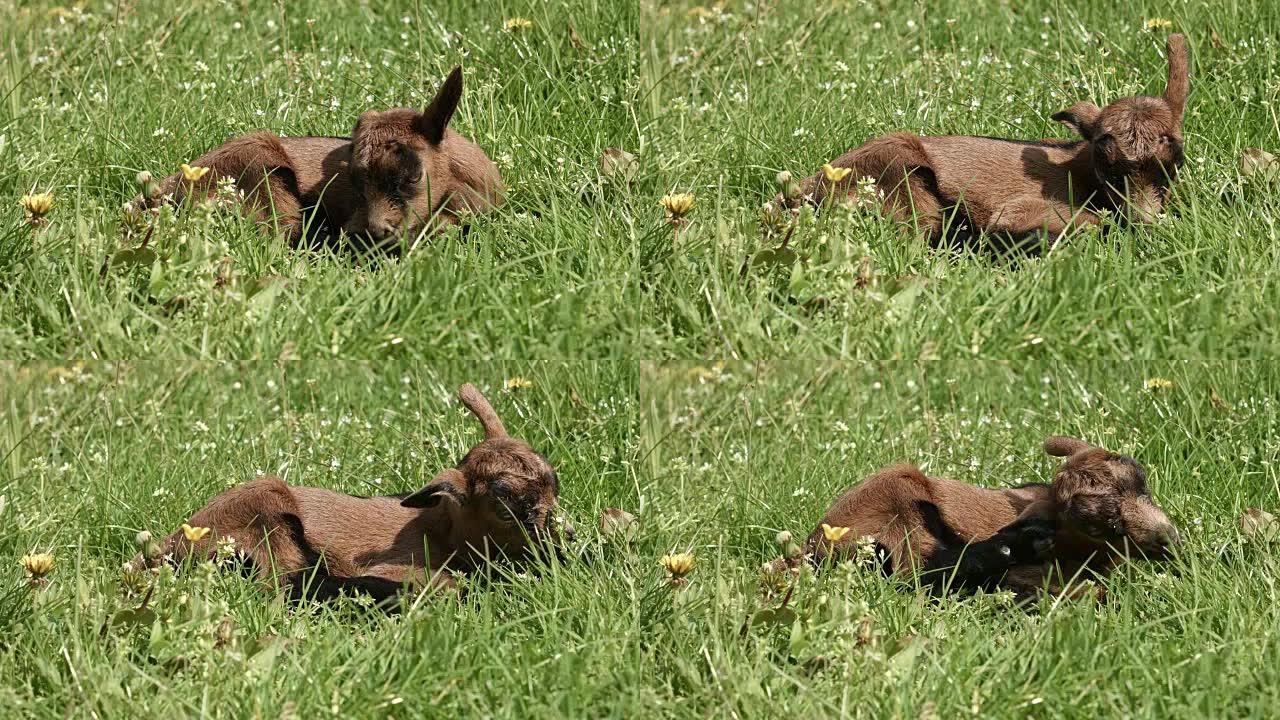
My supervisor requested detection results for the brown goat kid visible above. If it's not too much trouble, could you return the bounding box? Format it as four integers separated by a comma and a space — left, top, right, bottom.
131, 384, 565, 605
786, 35, 1190, 246
796, 436, 1179, 599
137, 67, 502, 250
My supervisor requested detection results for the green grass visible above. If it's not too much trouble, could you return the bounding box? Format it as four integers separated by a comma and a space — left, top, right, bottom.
639, 0, 1280, 360
1, 361, 641, 717
641, 360, 1280, 718
0, 0, 640, 361
2, 0, 1279, 717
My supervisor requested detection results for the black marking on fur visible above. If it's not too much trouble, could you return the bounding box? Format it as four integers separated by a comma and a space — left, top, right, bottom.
915, 500, 966, 547
969, 136, 1085, 150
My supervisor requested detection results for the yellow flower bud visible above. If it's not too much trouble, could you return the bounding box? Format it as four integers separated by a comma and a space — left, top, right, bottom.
182, 523, 212, 542
660, 552, 696, 578
821, 163, 853, 183
821, 523, 852, 543
659, 192, 696, 218
19, 192, 55, 218
20, 552, 55, 578
180, 164, 211, 182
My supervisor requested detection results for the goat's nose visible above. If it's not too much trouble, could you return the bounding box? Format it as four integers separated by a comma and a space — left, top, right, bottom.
1159, 526, 1182, 548
563, 521, 577, 543
1147, 525, 1181, 555
366, 220, 395, 240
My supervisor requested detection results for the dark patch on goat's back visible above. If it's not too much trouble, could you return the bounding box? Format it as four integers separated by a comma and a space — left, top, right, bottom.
969, 136, 1084, 150
281, 135, 352, 142
279, 512, 324, 568
914, 500, 966, 547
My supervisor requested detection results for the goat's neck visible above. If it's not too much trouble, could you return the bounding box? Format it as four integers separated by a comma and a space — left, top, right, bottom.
1001, 482, 1054, 518
1059, 142, 1107, 207
395, 504, 459, 561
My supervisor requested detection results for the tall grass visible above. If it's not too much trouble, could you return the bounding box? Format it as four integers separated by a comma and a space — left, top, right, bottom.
2, 0, 1278, 717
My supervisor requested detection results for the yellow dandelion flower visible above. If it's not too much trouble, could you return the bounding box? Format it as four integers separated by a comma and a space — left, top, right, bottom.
505, 377, 534, 390
20, 553, 55, 578
19, 192, 55, 218
821, 523, 852, 542
1144, 377, 1174, 390
822, 163, 853, 183
182, 523, 212, 542
180, 164, 211, 183
660, 552, 696, 577
504, 17, 534, 32
1144, 18, 1173, 30
687, 6, 714, 19
659, 192, 696, 218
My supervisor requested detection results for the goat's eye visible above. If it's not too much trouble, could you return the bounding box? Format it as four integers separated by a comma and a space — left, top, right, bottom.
1091, 517, 1123, 537
493, 501, 517, 522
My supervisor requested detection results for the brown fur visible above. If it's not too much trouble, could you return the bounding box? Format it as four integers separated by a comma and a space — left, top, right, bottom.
796, 435, 1179, 599
346, 67, 504, 246
136, 67, 502, 250
130, 384, 565, 604
784, 35, 1189, 245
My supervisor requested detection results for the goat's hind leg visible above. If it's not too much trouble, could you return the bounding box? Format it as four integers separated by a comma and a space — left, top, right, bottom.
209, 132, 305, 242
866, 133, 946, 242
812, 132, 945, 241
148, 132, 305, 242
136, 477, 309, 583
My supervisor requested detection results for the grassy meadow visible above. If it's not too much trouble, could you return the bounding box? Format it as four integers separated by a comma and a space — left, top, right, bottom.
1, 0, 1279, 717
0, 361, 640, 717
641, 360, 1280, 717
0, 0, 640, 361
640, 0, 1280, 361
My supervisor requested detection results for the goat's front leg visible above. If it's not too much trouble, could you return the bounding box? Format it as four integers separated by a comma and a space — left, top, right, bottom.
920, 516, 1055, 593
1001, 562, 1106, 604
287, 569, 410, 608
989, 197, 1100, 240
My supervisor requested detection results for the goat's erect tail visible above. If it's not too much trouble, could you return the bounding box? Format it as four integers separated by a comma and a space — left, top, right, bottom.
458, 383, 508, 439
1164, 34, 1190, 127
1043, 436, 1093, 457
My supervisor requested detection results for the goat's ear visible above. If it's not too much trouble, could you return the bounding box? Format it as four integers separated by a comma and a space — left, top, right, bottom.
1045, 436, 1092, 457
1051, 102, 1102, 140
401, 468, 467, 509
414, 66, 463, 145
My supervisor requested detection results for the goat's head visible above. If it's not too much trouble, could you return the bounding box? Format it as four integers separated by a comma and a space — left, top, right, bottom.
1044, 436, 1179, 559
1051, 34, 1189, 221
345, 67, 496, 245
401, 383, 569, 564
